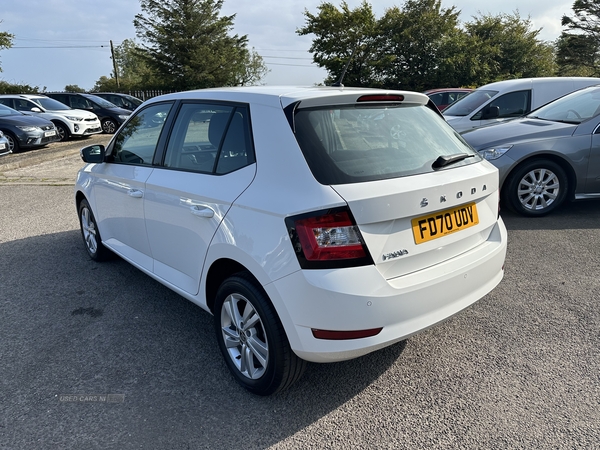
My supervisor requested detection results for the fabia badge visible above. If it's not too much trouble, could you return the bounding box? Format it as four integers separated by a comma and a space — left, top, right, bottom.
382, 249, 409, 261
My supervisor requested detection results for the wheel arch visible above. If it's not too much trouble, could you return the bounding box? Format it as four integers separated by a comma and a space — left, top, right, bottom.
205, 258, 262, 314
51, 119, 71, 140
503, 153, 577, 201
75, 190, 87, 210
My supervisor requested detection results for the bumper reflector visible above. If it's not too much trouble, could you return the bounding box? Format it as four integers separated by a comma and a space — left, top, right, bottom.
312, 327, 383, 340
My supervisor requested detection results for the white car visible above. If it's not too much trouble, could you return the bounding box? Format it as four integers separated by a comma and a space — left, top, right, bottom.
75, 86, 507, 395
0, 94, 102, 141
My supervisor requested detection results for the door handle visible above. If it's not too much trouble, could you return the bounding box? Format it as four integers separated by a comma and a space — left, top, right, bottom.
190, 206, 215, 218
128, 189, 143, 198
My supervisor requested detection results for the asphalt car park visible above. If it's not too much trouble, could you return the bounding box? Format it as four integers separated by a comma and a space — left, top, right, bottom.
0, 148, 598, 448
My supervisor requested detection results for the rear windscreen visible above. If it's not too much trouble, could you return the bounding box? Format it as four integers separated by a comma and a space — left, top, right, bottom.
293, 103, 480, 185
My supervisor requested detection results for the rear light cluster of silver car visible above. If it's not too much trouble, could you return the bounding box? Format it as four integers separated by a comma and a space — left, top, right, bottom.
286, 207, 374, 269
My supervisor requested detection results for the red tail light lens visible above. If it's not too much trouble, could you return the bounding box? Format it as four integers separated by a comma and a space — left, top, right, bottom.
286, 207, 373, 269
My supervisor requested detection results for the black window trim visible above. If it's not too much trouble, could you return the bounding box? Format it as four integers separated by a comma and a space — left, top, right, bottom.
154, 99, 256, 174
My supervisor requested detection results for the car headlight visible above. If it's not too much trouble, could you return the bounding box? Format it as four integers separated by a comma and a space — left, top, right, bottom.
118, 115, 130, 121
478, 145, 512, 161
66, 116, 83, 122
16, 126, 41, 132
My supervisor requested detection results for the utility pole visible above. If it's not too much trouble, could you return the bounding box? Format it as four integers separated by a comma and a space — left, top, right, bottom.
110, 40, 120, 89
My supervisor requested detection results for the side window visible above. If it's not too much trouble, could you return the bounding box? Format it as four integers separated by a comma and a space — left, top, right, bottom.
164, 103, 254, 174
109, 102, 173, 165
428, 93, 444, 107
14, 99, 34, 111
71, 96, 91, 110
0, 99, 12, 108
52, 95, 69, 106
473, 90, 531, 119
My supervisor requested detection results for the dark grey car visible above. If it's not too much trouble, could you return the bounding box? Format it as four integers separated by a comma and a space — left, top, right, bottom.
461, 85, 600, 216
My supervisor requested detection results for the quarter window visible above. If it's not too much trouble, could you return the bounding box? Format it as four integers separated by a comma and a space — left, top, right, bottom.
109, 102, 173, 165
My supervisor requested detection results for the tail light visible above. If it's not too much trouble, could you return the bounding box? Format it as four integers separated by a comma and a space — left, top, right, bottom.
286, 207, 374, 269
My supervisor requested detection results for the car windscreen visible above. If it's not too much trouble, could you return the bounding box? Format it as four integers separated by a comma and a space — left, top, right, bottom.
443, 90, 498, 117
0, 104, 22, 116
34, 97, 71, 111
528, 86, 600, 124
83, 94, 119, 108
293, 103, 480, 185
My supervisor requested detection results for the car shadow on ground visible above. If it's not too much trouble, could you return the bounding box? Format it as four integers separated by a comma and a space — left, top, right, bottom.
0, 229, 406, 449
500, 198, 600, 231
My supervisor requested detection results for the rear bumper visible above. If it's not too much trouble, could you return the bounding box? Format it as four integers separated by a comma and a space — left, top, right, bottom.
266, 217, 507, 363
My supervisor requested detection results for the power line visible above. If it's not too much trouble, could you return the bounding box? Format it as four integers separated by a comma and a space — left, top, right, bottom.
11, 45, 109, 49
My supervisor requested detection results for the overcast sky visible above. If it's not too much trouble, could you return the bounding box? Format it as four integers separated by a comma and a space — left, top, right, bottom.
0, 0, 575, 92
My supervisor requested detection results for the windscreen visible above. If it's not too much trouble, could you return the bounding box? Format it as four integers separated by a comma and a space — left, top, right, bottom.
34, 97, 71, 111
443, 90, 498, 117
293, 103, 480, 185
84, 94, 119, 108
528, 86, 600, 124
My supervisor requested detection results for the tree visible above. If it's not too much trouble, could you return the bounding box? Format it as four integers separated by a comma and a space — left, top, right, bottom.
462, 12, 556, 85
297, 1, 383, 87
92, 39, 156, 92
377, 0, 462, 90
558, 0, 600, 76
64, 84, 86, 93
0, 21, 14, 72
133, 0, 267, 90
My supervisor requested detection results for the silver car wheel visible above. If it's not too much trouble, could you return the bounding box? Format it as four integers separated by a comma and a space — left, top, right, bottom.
517, 167, 560, 211
102, 119, 117, 134
5, 134, 17, 152
220, 292, 269, 380
80, 205, 99, 255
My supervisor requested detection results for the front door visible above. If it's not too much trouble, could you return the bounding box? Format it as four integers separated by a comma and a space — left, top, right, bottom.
92, 102, 174, 270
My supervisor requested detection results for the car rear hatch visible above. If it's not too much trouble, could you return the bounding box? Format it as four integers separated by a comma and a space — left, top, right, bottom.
287, 91, 501, 279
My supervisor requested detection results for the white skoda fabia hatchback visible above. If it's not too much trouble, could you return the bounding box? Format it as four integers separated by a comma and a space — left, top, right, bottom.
75, 86, 507, 395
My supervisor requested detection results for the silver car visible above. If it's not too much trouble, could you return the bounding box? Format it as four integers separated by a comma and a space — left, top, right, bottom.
0, 130, 10, 156
461, 85, 600, 216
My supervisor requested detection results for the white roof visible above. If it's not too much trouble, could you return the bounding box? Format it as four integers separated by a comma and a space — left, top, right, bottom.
147, 85, 430, 109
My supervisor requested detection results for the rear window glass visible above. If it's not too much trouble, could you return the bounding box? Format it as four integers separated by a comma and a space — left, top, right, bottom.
293, 104, 479, 185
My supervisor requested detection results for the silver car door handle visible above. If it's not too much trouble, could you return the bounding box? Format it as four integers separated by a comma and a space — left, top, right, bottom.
128, 189, 143, 198
190, 206, 215, 218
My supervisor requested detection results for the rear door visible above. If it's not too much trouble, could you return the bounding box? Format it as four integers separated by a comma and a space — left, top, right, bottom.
143, 102, 256, 295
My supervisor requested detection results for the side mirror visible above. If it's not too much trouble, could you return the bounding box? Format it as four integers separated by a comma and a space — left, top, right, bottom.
481, 105, 500, 120
80, 144, 105, 163
30, 107, 42, 113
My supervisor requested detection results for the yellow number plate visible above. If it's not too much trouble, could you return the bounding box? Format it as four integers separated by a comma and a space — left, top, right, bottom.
412, 202, 479, 244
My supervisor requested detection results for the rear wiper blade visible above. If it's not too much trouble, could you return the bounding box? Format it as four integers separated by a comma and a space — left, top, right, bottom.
432, 153, 475, 169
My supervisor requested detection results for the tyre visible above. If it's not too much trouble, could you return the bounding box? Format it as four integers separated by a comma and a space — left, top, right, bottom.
54, 122, 70, 141
78, 199, 111, 261
101, 118, 117, 134
4, 133, 19, 153
504, 159, 568, 217
214, 273, 307, 395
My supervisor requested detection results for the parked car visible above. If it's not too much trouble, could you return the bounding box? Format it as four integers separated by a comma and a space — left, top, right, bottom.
93, 92, 144, 111
0, 104, 59, 152
0, 131, 10, 156
424, 88, 473, 111
75, 86, 507, 395
444, 77, 600, 132
45, 92, 131, 134
461, 84, 600, 216
0, 94, 102, 141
